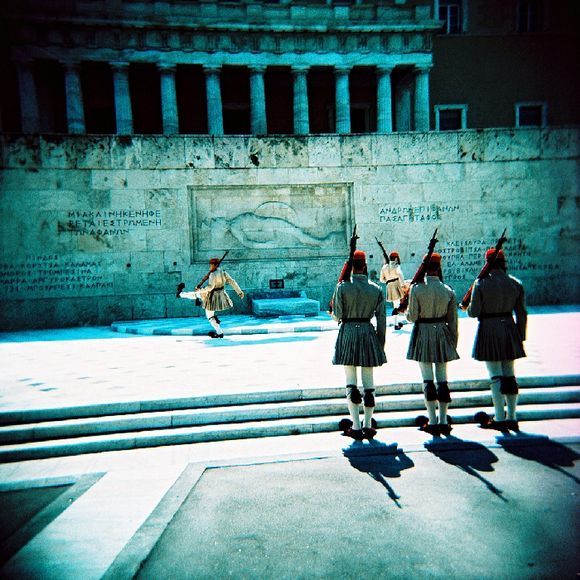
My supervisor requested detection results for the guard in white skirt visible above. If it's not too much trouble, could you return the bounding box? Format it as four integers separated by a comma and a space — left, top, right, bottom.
467, 248, 527, 430
379, 251, 407, 330
406, 252, 459, 435
332, 249, 387, 440
179, 258, 244, 338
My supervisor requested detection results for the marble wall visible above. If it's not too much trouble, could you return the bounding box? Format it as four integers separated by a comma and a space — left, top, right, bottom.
0, 128, 578, 329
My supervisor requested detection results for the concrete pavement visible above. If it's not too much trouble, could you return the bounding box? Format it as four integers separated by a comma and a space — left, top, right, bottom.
0, 305, 579, 578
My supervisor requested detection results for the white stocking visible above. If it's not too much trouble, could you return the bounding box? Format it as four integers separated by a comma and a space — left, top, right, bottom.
490, 378, 506, 421
506, 394, 518, 421
425, 400, 437, 425
438, 402, 449, 425
347, 400, 361, 430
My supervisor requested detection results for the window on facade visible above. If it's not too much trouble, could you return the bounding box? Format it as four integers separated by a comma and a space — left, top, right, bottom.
129, 63, 162, 134
516, 0, 544, 33
515, 102, 546, 127
435, 105, 467, 130
176, 65, 207, 134
350, 66, 376, 133
81, 61, 115, 134
308, 67, 335, 134
438, 1, 462, 34
265, 67, 293, 135
221, 66, 250, 135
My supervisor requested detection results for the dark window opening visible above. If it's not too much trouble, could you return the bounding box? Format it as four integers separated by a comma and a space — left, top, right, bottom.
517, 0, 544, 32
308, 67, 335, 134
130, 63, 162, 134
221, 66, 250, 135
439, 1, 462, 34
176, 64, 207, 134
518, 105, 543, 126
265, 67, 293, 135
350, 66, 376, 133
81, 61, 115, 134
34, 60, 66, 133
438, 108, 463, 130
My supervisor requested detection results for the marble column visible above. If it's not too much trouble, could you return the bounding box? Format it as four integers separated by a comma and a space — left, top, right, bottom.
376, 66, 393, 133
111, 61, 133, 134
414, 65, 432, 132
16, 59, 40, 134
63, 61, 86, 134
250, 66, 267, 135
204, 66, 223, 135
159, 64, 179, 135
335, 66, 351, 134
292, 66, 309, 135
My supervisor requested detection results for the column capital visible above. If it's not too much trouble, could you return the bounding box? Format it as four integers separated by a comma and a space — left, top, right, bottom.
334, 65, 352, 75
110, 61, 130, 72
249, 65, 267, 74
203, 65, 221, 75
61, 59, 82, 70
377, 65, 395, 75
291, 65, 310, 75
158, 63, 177, 73
415, 64, 433, 73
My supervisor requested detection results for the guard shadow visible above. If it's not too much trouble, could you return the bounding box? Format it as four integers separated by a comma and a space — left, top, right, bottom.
424, 435, 506, 501
343, 440, 415, 508
202, 334, 319, 347
496, 431, 580, 485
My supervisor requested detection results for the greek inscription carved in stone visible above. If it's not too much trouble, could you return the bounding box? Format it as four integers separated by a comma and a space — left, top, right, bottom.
58, 209, 163, 237
379, 204, 460, 224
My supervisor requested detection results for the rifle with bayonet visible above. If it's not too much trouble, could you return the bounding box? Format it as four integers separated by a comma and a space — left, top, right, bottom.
375, 237, 389, 264
459, 229, 508, 310
393, 228, 438, 315
328, 225, 359, 314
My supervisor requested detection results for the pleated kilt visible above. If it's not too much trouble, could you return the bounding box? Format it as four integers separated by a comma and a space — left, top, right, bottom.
407, 322, 460, 363
473, 316, 526, 361
333, 321, 386, 367
203, 289, 233, 312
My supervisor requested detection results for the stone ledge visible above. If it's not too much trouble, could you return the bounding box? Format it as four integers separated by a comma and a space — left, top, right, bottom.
249, 290, 320, 317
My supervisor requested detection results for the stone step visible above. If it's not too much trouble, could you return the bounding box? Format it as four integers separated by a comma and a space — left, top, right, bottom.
0, 386, 579, 445
0, 402, 579, 463
1, 374, 578, 426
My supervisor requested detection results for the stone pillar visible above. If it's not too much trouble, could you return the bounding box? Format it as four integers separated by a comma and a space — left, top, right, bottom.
292, 66, 309, 135
376, 66, 393, 133
414, 65, 431, 132
204, 66, 224, 135
63, 61, 86, 134
250, 66, 267, 135
159, 63, 179, 135
111, 61, 133, 134
335, 66, 351, 134
16, 59, 40, 133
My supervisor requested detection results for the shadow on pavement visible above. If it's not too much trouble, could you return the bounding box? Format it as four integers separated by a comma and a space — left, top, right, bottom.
201, 335, 319, 347
424, 435, 506, 501
343, 440, 415, 509
497, 432, 580, 485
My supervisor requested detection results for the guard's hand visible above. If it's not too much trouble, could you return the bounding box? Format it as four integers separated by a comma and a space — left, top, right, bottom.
239, 291, 245, 299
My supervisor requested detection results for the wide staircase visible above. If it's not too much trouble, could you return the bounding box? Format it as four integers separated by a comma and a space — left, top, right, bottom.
0, 375, 579, 462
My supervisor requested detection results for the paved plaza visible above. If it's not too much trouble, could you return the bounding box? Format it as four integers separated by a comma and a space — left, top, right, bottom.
0, 305, 578, 578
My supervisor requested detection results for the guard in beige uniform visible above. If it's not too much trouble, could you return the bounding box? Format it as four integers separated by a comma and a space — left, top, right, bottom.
406, 253, 459, 434
333, 250, 387, 440
380, 251, 407, 330
180, 258, 244, 338
467, 248, 527, 430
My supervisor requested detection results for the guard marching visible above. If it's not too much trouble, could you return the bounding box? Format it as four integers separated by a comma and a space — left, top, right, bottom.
178, 257, 244, 338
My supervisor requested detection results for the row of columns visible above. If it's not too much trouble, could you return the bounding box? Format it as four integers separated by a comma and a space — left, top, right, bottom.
16, 60, 432, 135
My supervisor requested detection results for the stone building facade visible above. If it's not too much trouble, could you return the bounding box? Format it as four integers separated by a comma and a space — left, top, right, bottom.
0, 0, 578, 329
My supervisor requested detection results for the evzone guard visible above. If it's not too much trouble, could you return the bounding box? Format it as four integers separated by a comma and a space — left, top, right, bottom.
376, 237, 408, 331
332, 228, 386, 441
177, 252, 244, 338
404, 231, 460, 436
464, 233, 528, 432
